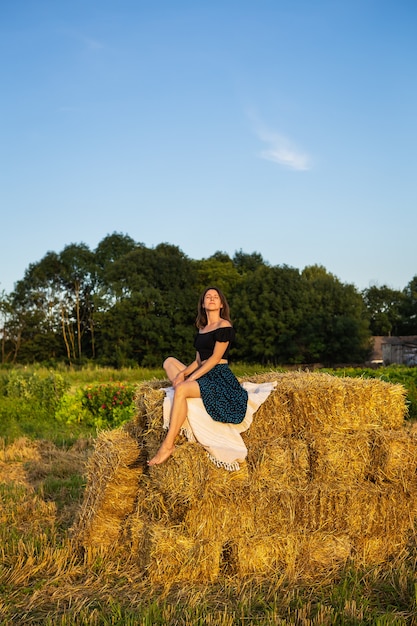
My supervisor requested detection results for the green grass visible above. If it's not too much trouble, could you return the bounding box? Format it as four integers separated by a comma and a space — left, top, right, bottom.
0, 395, 94, 445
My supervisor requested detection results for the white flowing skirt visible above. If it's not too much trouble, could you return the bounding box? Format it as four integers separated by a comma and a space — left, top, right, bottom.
163, 381, 276, 471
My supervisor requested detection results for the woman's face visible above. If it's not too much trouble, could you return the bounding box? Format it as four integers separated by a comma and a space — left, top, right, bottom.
203, 289, 222, 310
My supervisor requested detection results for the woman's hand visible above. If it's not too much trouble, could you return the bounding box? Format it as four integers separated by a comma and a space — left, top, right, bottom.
173, 371, 186, 388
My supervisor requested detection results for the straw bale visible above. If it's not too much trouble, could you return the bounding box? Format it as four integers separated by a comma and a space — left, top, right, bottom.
181, 487, 300, 560
148, 523, 223, 584
122, 479, 172, 559
242, 372, 407, 442
133, 372, 408, 460
345, 482, 415, 538
297, 482, 416, 538
122, 496, 155, 566
72, 429, 143, 550
202, 456, 249, 496
248, 488, 299, 535
353, 534, 409, 566
370, 429, 417, 486
341, 376, 408, 430
136, 477, 171, 522
136, 385, 173, 459
236, 531, 351, 579
147, 443, 211, 514
235, 534, 290, 576
281, 373, 347, 435
184, 492, 250, 544
297, 484, 352, 533
130, 381, 168, 457
248, 438, 310, 490
302, 532, 352, 573
242, 390, 293, 441
311, 432, 372, 483
122, 477, 181, 567
147, 442, 249, 523
123, 511, 148, 559
77, 370, 415, 582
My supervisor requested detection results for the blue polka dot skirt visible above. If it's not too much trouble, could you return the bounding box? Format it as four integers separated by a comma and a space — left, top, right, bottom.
197, 364, 248, 424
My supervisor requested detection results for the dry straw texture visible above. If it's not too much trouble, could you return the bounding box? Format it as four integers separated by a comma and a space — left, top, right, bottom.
72, 429, 144, 550
73, 371, 417, 584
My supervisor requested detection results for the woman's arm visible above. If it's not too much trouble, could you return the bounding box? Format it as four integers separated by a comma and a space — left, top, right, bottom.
173, 354, 201, 387
187, 341, 229, 381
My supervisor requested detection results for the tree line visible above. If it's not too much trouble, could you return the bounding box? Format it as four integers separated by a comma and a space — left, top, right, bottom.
1, 233, 416, 368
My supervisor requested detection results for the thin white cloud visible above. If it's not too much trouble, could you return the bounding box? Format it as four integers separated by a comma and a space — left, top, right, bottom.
249, 113, 312, 171
259, 130, 311, 171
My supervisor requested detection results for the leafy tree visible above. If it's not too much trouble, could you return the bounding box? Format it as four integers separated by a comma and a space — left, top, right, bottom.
362, 285, 406, 336
96, 288, 160, 367
58, 243, 96, 362
6, 244, 97, 364
95, 232, 137, 272
1, 237, 384, 367
399, 276, 417, 334
231, 264, 305, 364
195, 251, 242, 295
96, 243, 198, 366
233, 250, 266, 274
301, 265, 371, 364
0, 290, 15, 363
7, 254, 65, 363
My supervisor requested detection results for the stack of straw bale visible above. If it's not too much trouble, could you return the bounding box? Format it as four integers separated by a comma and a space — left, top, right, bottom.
73, 372, 417, 583
72, 429, 144, 550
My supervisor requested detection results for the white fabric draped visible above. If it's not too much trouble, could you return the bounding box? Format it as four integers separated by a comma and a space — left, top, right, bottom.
163, 381, 276, 471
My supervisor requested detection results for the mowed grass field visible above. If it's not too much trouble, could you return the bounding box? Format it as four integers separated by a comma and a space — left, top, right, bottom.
1, 365, 417, 625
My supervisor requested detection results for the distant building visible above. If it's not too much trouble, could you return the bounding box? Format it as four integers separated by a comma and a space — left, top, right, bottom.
370, 336, 417, 366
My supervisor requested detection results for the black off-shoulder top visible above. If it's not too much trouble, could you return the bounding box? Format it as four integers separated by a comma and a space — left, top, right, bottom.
194, 326, 235, 361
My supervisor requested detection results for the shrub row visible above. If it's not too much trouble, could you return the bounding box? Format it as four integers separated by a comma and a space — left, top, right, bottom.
0, 370, 137, 443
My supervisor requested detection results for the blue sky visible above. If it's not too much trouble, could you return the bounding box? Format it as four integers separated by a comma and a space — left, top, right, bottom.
1, 0, 416, 295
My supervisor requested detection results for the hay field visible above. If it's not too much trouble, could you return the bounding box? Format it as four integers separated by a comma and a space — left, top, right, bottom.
2, 370, 417, 624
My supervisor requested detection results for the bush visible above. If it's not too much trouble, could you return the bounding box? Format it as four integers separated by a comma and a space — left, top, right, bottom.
80, 382, 137, 428
5, 370, 69, 411
55, 390, 93, 426
0, 369, 140, 442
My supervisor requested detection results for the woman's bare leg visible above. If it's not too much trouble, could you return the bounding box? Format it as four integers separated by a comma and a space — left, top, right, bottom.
163, 357, 185, 383
148, 379, 200, 465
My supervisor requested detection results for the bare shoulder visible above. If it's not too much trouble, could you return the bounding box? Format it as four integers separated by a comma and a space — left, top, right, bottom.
218, 320, 232, 329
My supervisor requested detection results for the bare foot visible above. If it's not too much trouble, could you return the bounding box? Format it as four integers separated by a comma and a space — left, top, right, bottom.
147, 442, 175, 466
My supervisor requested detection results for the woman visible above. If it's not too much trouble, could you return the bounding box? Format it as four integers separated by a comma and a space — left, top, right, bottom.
148, 286, 248, 466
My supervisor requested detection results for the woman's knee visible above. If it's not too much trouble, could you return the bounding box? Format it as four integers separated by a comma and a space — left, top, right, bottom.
163, 356, 179, 373
163, 356, 173, 370
173, 382, 187, 399
174, 380, 200, 401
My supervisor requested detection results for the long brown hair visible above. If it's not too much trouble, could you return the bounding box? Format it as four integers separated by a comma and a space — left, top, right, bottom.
195, 286, 232, 329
